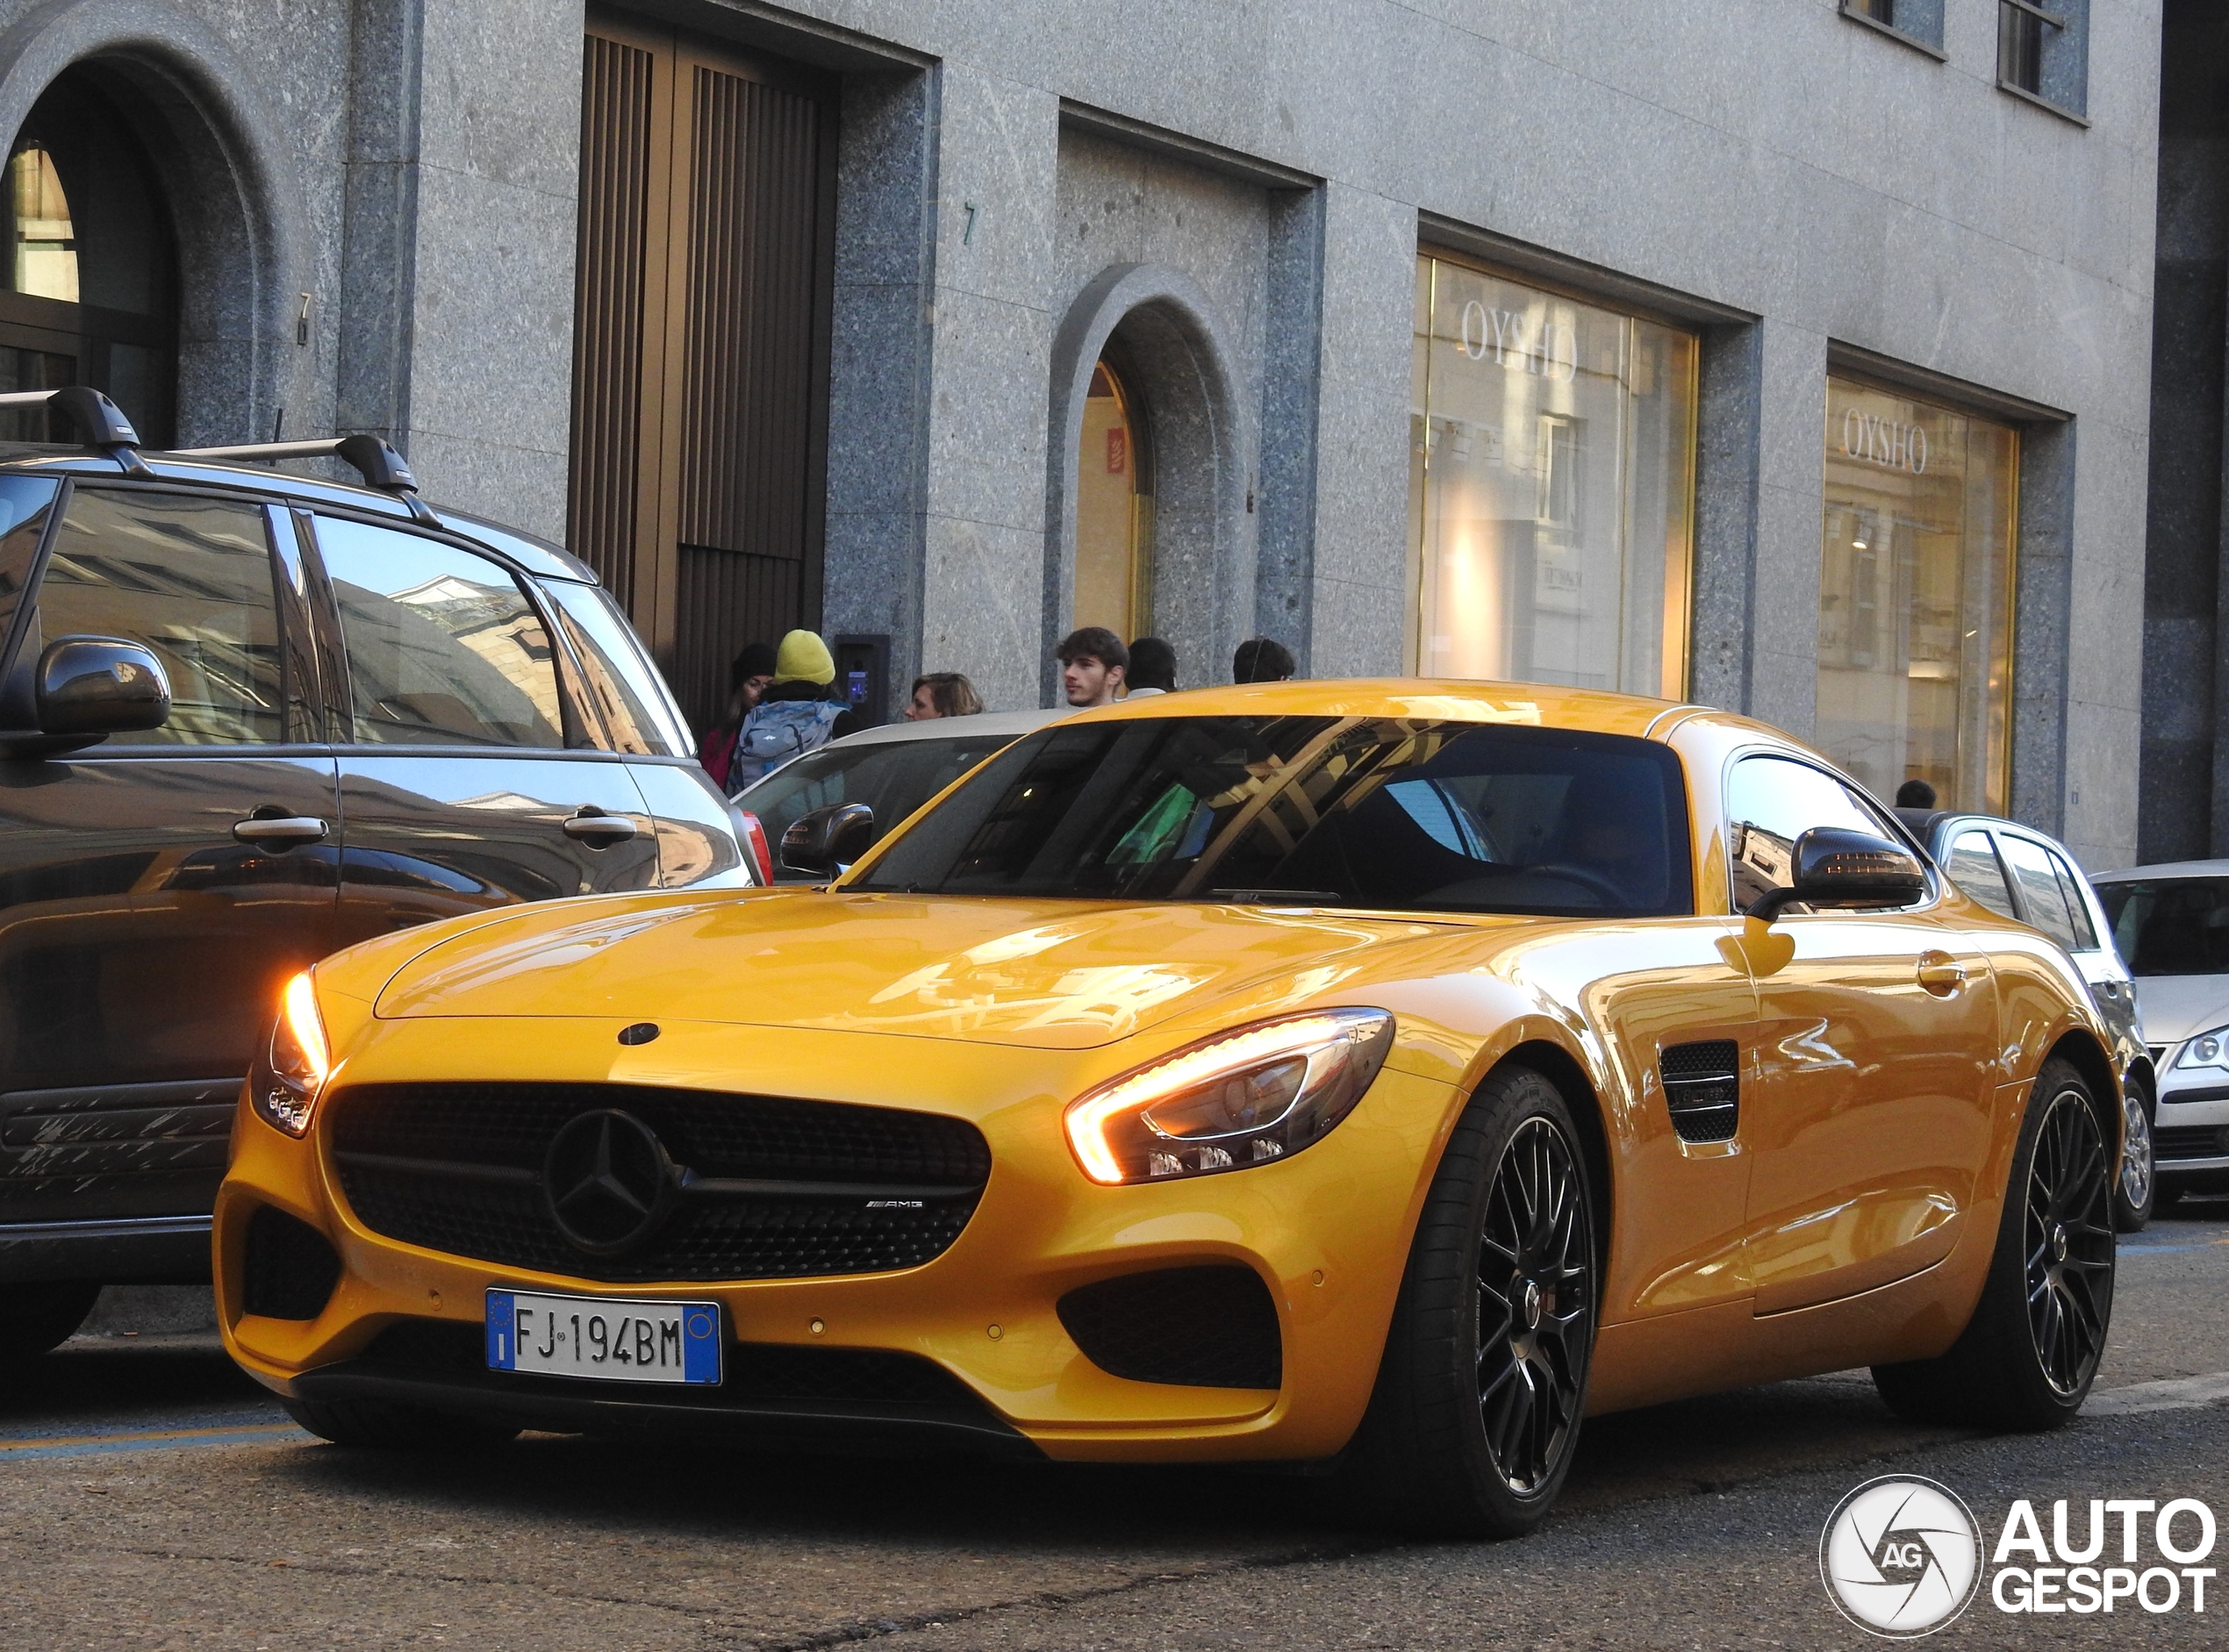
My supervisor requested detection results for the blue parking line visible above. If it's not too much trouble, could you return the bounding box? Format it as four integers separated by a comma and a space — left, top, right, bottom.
0, 1421, 307, 1462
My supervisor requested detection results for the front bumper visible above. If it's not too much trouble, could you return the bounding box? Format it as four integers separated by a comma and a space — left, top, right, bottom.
216, 1014, 1461, 1462
2152, 1072, 2229, 1178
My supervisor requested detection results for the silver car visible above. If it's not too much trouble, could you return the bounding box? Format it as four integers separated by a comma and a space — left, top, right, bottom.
1902, 809, 2156, 1230
2089, 861, 2229, 1214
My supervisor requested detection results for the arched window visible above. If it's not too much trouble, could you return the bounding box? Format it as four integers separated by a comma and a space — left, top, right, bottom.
1074, 357, 1154, 639
0, 68, 176, 443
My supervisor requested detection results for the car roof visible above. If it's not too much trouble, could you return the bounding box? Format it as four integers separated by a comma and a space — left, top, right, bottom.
2090, 859, 2229, 883
820, 706, 1070, 749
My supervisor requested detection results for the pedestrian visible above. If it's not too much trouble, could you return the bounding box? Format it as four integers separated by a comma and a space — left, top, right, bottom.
1126, 637, 1176, 697
1057, 626, 1128, 708
696, 640, 778, 790
1896, 778, 1938, 809
1233, 636, 1295, 683
905, 671, 984, 720
724, 629, 862, 795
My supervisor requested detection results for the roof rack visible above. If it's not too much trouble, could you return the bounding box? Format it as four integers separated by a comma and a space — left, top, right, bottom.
0, 385, 437, 524
174, 433, 439, 524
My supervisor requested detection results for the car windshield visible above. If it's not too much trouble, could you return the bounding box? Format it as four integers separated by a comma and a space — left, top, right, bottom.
852, 715, 1693, 917
734, 728, 1029, 881
2095, 877, 2229, 977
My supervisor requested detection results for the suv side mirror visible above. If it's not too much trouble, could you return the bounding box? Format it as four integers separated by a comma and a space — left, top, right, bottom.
1745, 826, 1926, 922
38, 636, 172, 740
780, 802, 876, 878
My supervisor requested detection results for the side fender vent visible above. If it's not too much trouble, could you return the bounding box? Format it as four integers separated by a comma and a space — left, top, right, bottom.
1659, 1040, 1739, 1144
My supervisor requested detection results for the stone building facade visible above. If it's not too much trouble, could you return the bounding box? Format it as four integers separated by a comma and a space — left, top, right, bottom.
0, 0, 2160, 868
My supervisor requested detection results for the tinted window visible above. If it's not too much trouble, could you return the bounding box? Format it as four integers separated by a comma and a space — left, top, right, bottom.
316, 518, 564, 748
1999, 834, 2082, 951
739, 730, 1029, 882
0, 475, 58, 649
37, 488, 283, 744
1946, 830, 2019, 919
2095, 878, 2229, 977
542, 581, 683, 756
2047, 850, 2100, 951
855, 716, 1694, 917
1725, 754, 1909, 912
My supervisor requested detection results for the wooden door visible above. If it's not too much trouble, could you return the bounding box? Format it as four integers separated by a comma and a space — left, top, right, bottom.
569, 12, 836, 737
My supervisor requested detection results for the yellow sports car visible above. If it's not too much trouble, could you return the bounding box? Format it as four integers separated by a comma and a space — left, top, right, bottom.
214, 682, 2119, 1535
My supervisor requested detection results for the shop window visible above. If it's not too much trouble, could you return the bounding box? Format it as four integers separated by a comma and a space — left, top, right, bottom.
1998, 0, 2088, 118
1840, 1, 1946, 56
0, 68, 177, 444
1817, 376, 2016, 813
1075, 358, 1154, 640
1409, 256, 1696, 697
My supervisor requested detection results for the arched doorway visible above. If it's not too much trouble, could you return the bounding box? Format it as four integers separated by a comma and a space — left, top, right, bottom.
0, 68, 176, 444
1073, 357, 1153, 639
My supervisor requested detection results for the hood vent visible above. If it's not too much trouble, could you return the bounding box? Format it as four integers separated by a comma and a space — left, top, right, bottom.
1659, 1041, 1739, 1144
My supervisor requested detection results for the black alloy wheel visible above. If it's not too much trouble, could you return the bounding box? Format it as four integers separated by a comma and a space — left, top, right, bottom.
1476, 1116, 1595, 1493
1344, 1062, 1598, 1538
2025, 1083, 2114, 1396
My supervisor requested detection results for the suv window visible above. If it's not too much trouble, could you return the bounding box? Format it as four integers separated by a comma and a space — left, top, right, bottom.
1725, 754, 1912, 912
1946, 829, 2019, 919
542, 580, 682, 756
314, 518, 564, 748
1998, 833, 2085, 952
36, 488, 284, 745
2048, 847, 2099, 951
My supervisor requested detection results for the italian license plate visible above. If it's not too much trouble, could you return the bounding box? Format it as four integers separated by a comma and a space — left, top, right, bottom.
485, 1289, 721, 1385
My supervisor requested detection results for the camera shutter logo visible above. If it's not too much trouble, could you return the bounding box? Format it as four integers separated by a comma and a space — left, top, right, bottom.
1820, 1476, 1983, 1637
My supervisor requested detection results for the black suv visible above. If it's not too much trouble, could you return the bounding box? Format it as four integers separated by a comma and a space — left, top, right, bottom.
0, 390, 746, 1353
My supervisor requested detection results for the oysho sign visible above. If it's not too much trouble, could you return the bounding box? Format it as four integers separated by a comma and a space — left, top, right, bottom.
1821, 1477, 2220, 1638
1841, 407, 1930, 475
1458, 300, 1578, 383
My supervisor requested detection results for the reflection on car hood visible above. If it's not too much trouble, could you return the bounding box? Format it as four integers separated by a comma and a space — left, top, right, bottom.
371, 889, 1454, 1049
2130, 974, 2229, 1044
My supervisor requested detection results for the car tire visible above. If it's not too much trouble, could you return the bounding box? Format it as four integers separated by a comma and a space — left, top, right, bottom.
0, 1282, 101, 1359
1871, 1057, 2115, 1431
1343, 1062, 1598, 1540
2112, 1077, 2156, 1233
281, 1396, 520, 1452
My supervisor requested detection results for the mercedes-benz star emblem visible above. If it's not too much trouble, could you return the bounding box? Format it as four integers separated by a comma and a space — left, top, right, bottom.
543, 1109, 675, 1256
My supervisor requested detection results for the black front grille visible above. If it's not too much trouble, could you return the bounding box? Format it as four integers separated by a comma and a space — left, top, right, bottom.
1057, 1266, 1282, 1390
2156, 1124, 2229, 1162
1659, 1040, 1739, 1143
356, 1318, 986, 1410
242, 1205, 341, 1319
327, 1083, 990, 1284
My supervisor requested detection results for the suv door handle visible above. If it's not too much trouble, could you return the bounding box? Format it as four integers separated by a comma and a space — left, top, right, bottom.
563, 807, 638, 847
1917, 952, 1967, 996
232, 815, 328, 847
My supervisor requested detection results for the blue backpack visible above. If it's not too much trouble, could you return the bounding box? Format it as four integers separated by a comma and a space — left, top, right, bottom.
726, 699, 844, 794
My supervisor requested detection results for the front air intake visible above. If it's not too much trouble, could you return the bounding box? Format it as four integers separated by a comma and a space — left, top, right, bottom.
1057, 1266, 1282, 1390
1659, 1040, 1739, 1143
242, 1205, 341, 1320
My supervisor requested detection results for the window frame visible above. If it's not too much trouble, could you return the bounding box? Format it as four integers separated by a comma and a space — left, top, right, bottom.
1838, 1, 1948, 62
1944, 826, 2022, 919
1719, 747, 1940, 919
1996, 0, 2090, 125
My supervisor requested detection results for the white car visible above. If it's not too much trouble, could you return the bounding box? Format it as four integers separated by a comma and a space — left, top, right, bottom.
2091, 860, 2229, 1211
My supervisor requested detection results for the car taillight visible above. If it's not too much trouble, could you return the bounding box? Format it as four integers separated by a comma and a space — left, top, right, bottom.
739, 811, 773, 886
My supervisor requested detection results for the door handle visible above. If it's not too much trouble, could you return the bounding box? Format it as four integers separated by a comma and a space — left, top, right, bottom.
563, 807, 639, 847
232, 814, 328, 847
1917, 952, 1967, 996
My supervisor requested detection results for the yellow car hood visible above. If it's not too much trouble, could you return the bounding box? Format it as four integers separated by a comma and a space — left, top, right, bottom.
371, 889, 1451, 1051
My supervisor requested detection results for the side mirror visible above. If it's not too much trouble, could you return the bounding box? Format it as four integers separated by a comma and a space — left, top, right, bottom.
1745, 826, 1926, 921
780, 802, 876, 878
35, 636, 172, 740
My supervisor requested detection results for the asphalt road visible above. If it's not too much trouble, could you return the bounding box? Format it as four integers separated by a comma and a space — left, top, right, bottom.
6, 1203, 2229, 1650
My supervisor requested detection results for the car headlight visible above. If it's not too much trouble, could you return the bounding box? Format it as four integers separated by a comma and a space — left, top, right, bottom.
1063, 1008, 1394, 1185
251, 971, 331, 1137
2179, 1026, 2229, 1072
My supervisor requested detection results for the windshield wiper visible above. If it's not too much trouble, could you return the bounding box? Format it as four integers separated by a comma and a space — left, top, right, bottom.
1207, 888, 1348, 905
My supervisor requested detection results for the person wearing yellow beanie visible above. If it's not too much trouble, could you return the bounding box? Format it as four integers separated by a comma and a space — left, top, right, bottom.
721, 629, 860, 795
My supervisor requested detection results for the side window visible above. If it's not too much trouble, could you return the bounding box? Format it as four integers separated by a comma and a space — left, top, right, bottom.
1724, 754, 1898, 912
1946, 830, 2020, 919
313, 518, 564, 748
0, 476, 60, 651
36, 488, 283, 745
1998, 833, 2082, 951
2046, 849, 2100, 952
541, 580, 682, 756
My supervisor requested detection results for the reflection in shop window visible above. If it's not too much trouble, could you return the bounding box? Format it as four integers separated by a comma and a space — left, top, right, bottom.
1817, 377, 2016, 812
1075, 359, 1153, 639
1408, 256, 1696, 697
